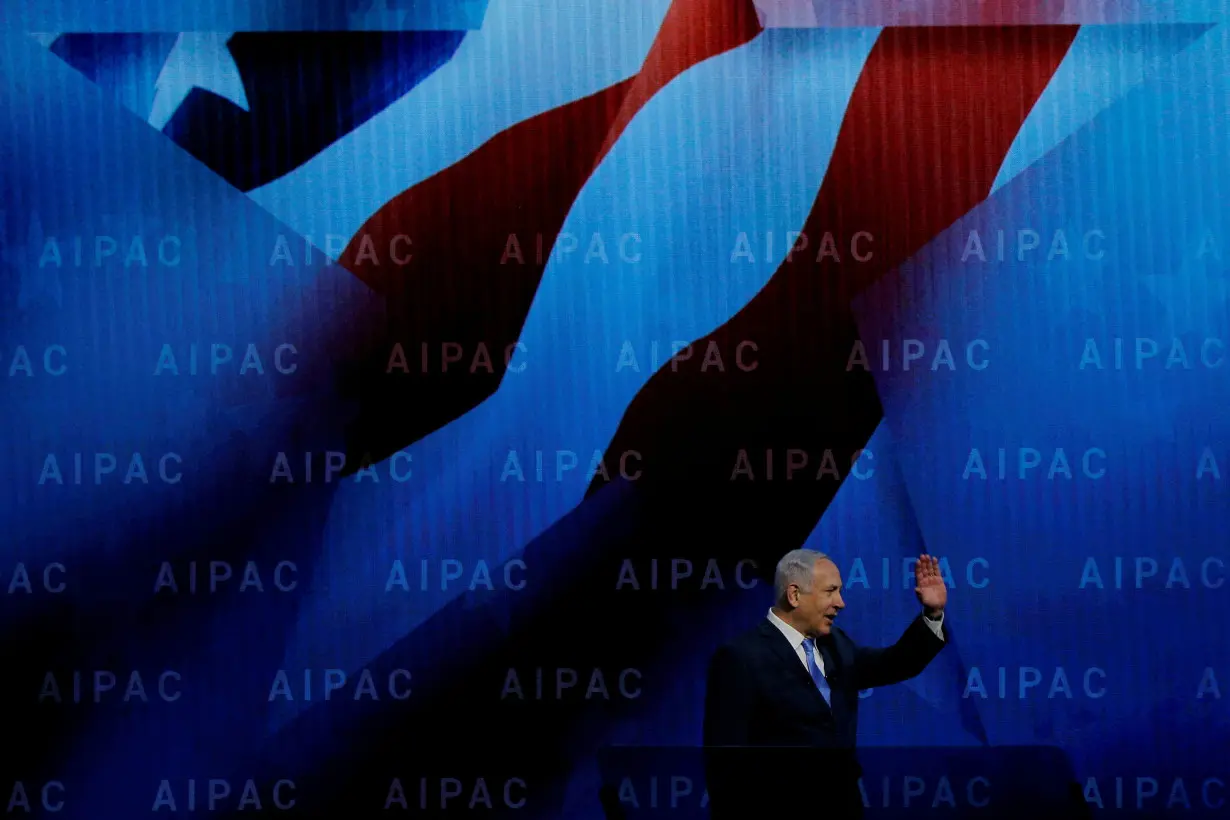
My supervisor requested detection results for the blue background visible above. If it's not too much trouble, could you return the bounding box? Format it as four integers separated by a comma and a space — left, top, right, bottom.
1, 3, 1228, 818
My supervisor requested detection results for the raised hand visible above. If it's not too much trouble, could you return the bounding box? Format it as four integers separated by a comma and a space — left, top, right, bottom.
913, 554, 947, 616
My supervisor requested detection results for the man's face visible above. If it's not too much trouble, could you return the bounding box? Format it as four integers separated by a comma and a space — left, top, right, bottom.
791, 559, 846, 637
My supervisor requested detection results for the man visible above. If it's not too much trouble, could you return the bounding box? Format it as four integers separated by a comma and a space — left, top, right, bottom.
703, 549, 948, 817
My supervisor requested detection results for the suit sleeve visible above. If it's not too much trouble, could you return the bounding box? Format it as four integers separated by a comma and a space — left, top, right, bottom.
703, 644, 754, 747
851, 615, 947, 690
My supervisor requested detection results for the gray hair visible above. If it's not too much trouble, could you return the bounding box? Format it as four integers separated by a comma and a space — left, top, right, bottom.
774, 549, 829, 605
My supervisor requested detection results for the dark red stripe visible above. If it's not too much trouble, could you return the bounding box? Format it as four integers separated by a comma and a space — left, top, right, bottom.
334, 79, 632, 466
587, 27, 1078, 545
334, 0, 762, 466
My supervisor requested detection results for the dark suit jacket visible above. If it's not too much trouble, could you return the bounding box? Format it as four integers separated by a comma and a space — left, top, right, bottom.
702, 615, 946, 817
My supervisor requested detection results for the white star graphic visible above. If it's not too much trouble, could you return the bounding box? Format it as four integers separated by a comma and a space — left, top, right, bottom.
148, 32, 250, 131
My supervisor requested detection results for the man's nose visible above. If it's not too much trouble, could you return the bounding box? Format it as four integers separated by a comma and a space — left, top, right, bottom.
834, 595, 845, 610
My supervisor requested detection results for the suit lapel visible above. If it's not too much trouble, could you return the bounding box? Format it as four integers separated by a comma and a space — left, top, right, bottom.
817, 640, 838, 684
817, 638, 844, 718
757, 620, 834, 715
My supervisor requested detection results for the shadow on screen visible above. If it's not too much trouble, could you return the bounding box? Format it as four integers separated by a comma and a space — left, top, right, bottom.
597, 745, 1092, 820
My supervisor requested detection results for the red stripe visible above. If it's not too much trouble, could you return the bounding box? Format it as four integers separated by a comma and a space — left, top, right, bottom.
598, 0, 765, 159
587, 27, 1078, 542
335, 0, 761, 465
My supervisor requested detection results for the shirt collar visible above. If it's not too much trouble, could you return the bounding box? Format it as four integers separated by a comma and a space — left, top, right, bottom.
766, 607, 809, 651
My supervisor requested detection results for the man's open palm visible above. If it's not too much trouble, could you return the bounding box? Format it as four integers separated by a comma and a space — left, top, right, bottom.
914, 554, 947, 613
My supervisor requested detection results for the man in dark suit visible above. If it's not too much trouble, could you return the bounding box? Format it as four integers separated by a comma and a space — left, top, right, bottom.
703, 549, 948, 817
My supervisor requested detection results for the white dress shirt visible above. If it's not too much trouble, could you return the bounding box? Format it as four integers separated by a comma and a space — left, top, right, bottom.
765, 608, 945, 677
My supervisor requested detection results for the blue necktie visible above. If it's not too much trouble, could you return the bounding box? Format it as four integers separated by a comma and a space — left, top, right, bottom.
802, 639, 832, 707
